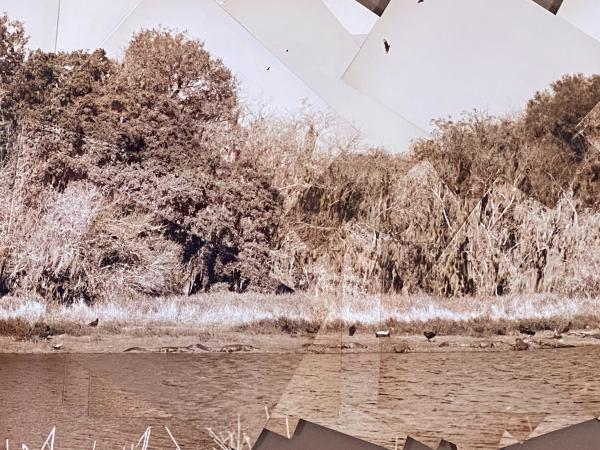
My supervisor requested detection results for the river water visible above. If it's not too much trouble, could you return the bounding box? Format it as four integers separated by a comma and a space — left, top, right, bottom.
1, 347, 599, 449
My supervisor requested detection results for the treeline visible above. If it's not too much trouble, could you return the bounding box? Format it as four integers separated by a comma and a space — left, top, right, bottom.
0, 15, 598, 304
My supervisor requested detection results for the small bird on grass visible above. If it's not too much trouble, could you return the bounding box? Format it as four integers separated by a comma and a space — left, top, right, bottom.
88, 318, 99, 327
349, 325, 357, 336
40, 325, 54, 340
376, 330, 391, 338
518, 324, 536, 337
513, 338, 529, 351
552, 329, 563, 340
53, 342, 63, 351
424, 330, 437, 342
560, 321, 572, 334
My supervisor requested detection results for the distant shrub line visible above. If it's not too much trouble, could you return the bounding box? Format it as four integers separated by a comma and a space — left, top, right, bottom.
0, 15, 598, 304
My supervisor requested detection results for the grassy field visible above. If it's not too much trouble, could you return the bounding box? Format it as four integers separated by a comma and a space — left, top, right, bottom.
1, 293, 598, 339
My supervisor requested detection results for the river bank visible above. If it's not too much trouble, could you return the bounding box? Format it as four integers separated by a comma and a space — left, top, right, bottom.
2, 293, 600, 354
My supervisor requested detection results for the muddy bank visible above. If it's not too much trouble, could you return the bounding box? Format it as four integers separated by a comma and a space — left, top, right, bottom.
2, 327, 600, 354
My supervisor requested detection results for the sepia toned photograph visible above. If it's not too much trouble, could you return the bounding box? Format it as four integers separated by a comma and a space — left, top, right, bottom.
0, 0, 599, 449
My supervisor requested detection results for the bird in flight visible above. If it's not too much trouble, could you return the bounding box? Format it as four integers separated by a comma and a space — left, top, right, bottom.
383, 39, 391, 54
418, 0, 424, 3
266, 66, 270, 71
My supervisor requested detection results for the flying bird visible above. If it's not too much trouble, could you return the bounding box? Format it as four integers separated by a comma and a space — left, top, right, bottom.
349, 325, 357, 336
266, 66, 270, 71
424, 330, 437, 342
383, 39, 391, 54
418, 0, 424, 3
88, 318, 99, 327
518, 324, 536, 337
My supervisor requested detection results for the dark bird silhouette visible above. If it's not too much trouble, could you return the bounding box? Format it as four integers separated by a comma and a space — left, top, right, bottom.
383, 39, 391, 54
240, 278, 251, 293
552, 329, 562, 339
349, 325, 357, 336
518, 324, 536, 336
39, 325, 54, 339
418, 0, 424, 3
275, 283, 295, 295
560, 321, 572, 334
513, 338, 529, 351
88, 318, 99, 327
266, 66, 270, 71
424, 330, 437, 342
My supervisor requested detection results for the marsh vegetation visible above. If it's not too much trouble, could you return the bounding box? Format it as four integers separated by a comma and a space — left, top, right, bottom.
0, 15, 599, 330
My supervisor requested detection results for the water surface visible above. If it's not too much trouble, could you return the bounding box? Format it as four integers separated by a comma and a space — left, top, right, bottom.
1, 348, 599, 449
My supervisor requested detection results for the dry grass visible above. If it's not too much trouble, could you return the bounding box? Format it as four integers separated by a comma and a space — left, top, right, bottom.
9, 426, 187, 450
2, 293, 599, 338
0, 21, 598, 309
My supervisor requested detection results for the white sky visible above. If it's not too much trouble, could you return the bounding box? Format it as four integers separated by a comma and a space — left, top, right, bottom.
1, 0, 598, 152
558, 0, 600, 42
0, 0, 58, 51
100, 0, 331, 118
56, 0, 142, 52
343, 0, 600, 131
224, 0, 426, 151
322, 0, 378, 35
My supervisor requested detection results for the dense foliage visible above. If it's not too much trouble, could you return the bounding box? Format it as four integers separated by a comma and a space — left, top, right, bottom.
0, 15, 598, 303
0, 23, 280, 303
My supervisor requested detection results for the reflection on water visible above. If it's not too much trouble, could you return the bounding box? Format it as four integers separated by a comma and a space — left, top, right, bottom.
1, 348, 599, 449
0, 354, 302, 449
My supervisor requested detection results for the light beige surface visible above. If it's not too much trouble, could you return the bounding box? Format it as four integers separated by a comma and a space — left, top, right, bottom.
343, 0, 600, 131
101, 0, 330, 116
323, 0, 379, 35
224, 0, 426, 151
558, 0, 600, 42
56, 0, 142, 51
0, 0, 59, 51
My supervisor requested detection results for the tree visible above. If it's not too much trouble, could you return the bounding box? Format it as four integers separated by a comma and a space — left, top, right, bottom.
524, 74, 600, 149
0, 14, 27, 86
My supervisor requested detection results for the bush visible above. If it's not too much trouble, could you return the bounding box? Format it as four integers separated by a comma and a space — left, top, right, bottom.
0, 14, 598, 303
0, 23, 281, 303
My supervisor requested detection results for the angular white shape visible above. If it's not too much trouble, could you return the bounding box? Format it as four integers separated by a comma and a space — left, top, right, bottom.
352, 34, 369, 46
322, 0, 378, 35
0, 0, 59, 51
224, 0, 426, 151
56, 0, 142, 52
101, 0, 329, 117
558, 0, 600, 42
343, 0, 600, 131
